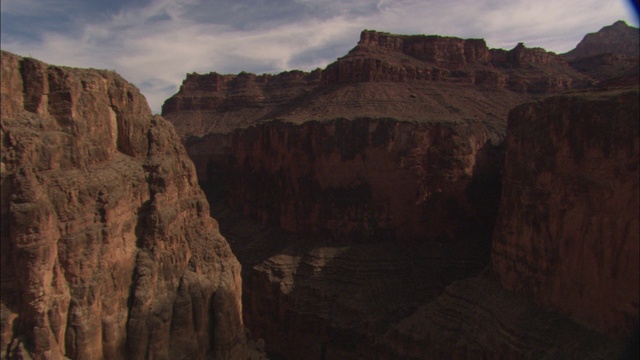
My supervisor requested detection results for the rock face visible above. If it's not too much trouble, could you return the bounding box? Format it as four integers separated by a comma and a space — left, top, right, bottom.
324, 31, 574, 90
0, 51, 254, 359
492, 88, 639, 338
224, 117, 503, 244
563, 22, 639, 86
563, 20, 640, 59
162, 70, 321, 137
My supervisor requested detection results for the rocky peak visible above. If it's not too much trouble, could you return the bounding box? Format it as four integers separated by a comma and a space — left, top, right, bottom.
563, 20, 640, 59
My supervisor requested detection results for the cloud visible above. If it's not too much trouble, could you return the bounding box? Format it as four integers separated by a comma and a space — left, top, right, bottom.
1, 0, 637, 113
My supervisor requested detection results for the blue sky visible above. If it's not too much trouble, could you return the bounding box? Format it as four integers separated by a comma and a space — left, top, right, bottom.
2, 0, 638, 113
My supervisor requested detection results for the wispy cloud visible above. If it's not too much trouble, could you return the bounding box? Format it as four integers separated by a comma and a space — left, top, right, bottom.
1, 0, 637, 113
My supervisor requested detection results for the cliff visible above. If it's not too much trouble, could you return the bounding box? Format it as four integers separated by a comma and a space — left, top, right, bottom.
492, 88, 639, 337
223, 117, 503, 244
0, 51, 259, 359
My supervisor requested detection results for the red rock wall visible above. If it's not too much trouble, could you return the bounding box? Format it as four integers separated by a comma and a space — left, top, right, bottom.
0, 51, 249, 359
491, 88, 640, 337
322, 30, 574, 90
223, 118, 503, 244
358, 31, 490, 66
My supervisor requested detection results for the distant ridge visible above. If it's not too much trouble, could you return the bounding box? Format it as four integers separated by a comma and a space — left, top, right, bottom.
563, 20, 640, 59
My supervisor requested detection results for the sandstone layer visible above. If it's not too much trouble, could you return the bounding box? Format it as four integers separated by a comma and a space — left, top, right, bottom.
492, 88, 639, 338
0, 51, 257, 359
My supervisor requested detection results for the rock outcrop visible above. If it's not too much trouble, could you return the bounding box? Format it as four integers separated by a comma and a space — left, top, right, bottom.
163, 30, 594, 243
0, 51, 257, 359
492, 88, 639, 338
323, 31, 575, 91
162, 70, 321, 137
563, 21, 639, 86
563, 20, 640, 59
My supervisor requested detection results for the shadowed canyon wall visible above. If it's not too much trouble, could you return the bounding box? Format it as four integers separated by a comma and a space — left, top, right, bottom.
492, 88, 640, 337
224, 117, 504, 243
0, 51, 257, 359
374, 87, 639, 359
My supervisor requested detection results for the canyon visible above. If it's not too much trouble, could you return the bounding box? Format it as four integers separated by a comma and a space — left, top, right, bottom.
1, 20, 638, 359
163, 21, 639, 359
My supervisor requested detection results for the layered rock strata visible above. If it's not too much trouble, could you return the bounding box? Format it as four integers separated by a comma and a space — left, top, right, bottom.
376, 274, 623, 359
492, 88, 639, 338
0, 51, 256, 359
163, 30, 592, 139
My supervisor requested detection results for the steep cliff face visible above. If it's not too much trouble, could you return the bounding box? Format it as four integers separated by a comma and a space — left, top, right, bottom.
491, 88, 639, 337
0, 51, 255, 359
224, 117, 503, 244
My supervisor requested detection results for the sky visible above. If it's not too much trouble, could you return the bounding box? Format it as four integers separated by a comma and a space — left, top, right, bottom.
1, 0, 638, 114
